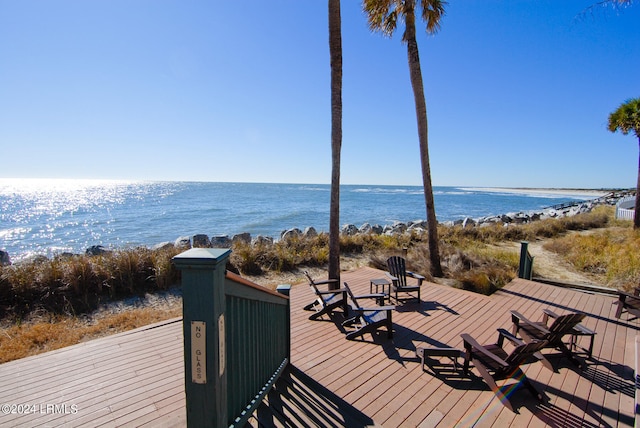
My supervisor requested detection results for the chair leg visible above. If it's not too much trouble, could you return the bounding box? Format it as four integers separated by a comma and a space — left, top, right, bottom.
309, 306, 330, 320
345, 324, 374, 340
345, 321, 387, 341
533, 351, 554, 372
615, 296, 625, 318
303, 301, 318, 311
557, 341, 584, 369
342, 315, 360, 327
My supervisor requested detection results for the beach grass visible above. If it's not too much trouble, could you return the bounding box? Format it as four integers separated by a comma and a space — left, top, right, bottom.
0, 204, 637, 363
0, 306, 181, 363
0, 205, 623, 322
543, 224, 640, 291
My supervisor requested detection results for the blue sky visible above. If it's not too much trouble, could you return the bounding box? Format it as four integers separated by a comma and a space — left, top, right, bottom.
0, 1, 638, 188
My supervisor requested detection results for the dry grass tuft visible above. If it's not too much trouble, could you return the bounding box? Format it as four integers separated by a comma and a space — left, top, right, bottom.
544, 226, 640, 290
0, 306, 182, 363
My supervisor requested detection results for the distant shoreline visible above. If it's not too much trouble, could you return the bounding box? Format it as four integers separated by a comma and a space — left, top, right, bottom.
460, 187, 616, 198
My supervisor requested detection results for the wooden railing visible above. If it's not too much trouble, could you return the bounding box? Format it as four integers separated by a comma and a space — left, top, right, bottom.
225, 276, 290, 427
173, 248, 290, 428
518, 241, 534, 280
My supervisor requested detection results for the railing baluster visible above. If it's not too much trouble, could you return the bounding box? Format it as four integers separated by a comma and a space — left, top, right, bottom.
174, 248, 290, 428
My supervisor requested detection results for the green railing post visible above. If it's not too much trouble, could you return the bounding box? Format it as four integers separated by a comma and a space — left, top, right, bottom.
276, 284, 291, 362
518, 241, 528, 279
173, 248, 231, 428
518, 241, 533, 280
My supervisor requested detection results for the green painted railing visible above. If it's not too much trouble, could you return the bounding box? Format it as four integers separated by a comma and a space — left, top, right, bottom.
518, 241, 534, 280
225, 278, 290, 427
173, 248, 290, 428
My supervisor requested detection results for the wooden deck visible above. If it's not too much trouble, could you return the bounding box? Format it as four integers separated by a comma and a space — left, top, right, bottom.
0, 267, 638, 427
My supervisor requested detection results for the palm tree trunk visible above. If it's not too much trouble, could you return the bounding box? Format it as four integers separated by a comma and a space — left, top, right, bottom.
635, 137, 640, 229
328, 0, 342, 287
404, 6, 443, 277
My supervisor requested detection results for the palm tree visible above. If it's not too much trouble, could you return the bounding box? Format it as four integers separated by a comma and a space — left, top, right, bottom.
608, 97, 640, 229
328, 0, 342, 288
363, 0, 445, 277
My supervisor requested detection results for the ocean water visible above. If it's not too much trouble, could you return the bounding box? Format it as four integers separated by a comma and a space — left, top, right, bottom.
0, 179, 600, 262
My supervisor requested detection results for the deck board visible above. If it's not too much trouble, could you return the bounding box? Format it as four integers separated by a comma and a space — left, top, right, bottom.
1, 266, 638, 427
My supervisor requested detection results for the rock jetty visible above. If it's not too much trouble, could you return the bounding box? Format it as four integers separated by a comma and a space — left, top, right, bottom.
0, 191, 631, 265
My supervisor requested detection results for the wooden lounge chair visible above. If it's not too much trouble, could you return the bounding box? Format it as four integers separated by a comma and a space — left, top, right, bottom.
615, 286, 640, 319
342, 282, 395, 340
511, 309, 587, 369
386, 256, 424, 302
461, 329, 548, 412
302, 271, 347, 320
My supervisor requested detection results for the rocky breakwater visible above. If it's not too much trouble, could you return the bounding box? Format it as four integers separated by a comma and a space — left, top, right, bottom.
0, 192, 629, 266
453, 191, 625, 228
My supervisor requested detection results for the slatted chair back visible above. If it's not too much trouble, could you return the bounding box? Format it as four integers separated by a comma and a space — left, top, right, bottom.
387, 256, 408, 287
342, 282, 392, 338
302, 271, 345, 320
343, 282, 386, 324
547, 313, 586, 343
343, 282, 362, 311
502, 340, 548, 374
304, 271, 324, 306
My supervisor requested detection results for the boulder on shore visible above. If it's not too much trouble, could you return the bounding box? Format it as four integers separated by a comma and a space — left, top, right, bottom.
175, 236, 191, 248
281, 228, 302, 240
303, 227, 317, 238
86, 245, 111, 256
0, 250, 11, 266
193, 234, 211, 248
211, 235, 232, 248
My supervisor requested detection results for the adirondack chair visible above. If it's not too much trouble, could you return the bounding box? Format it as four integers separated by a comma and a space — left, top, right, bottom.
461, 329, 548, 412
385, 256, 425, 302
511, 309, 587, 369
302, 271, 348, 320
342, 282, 395, 340
615, 286, 640, 319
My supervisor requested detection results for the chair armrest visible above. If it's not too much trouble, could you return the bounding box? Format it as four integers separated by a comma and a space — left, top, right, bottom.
317, 288, 347, 295
542, 308, 560, 324
407, 271, 425, 285
313, 278, 339, 286
353, 293, 386, 300
572, 323, 595, 335
407, 271, 425, 280
511, 310, 551, 335
385, 272, 398, 282
461, 333, 509, 368
618, 290, 640, 300
354, 305, 395, 312
497, 328, 525, 347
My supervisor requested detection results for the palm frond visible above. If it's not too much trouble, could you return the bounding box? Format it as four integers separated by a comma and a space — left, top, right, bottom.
608, 98, 640, 137
363, 0, 446, 37
419, 0, 447, 34
363, 0, 399, 37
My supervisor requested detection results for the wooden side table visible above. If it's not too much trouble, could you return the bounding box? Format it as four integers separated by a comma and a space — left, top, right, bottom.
370, 278, 391, 301
570, 324, 596, 358
416, 347, 464, 371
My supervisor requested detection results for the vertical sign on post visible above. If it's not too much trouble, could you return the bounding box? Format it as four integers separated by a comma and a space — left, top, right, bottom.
191, 321, 206, 384
218, 314, 225, 377
173, 248, 231, 428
